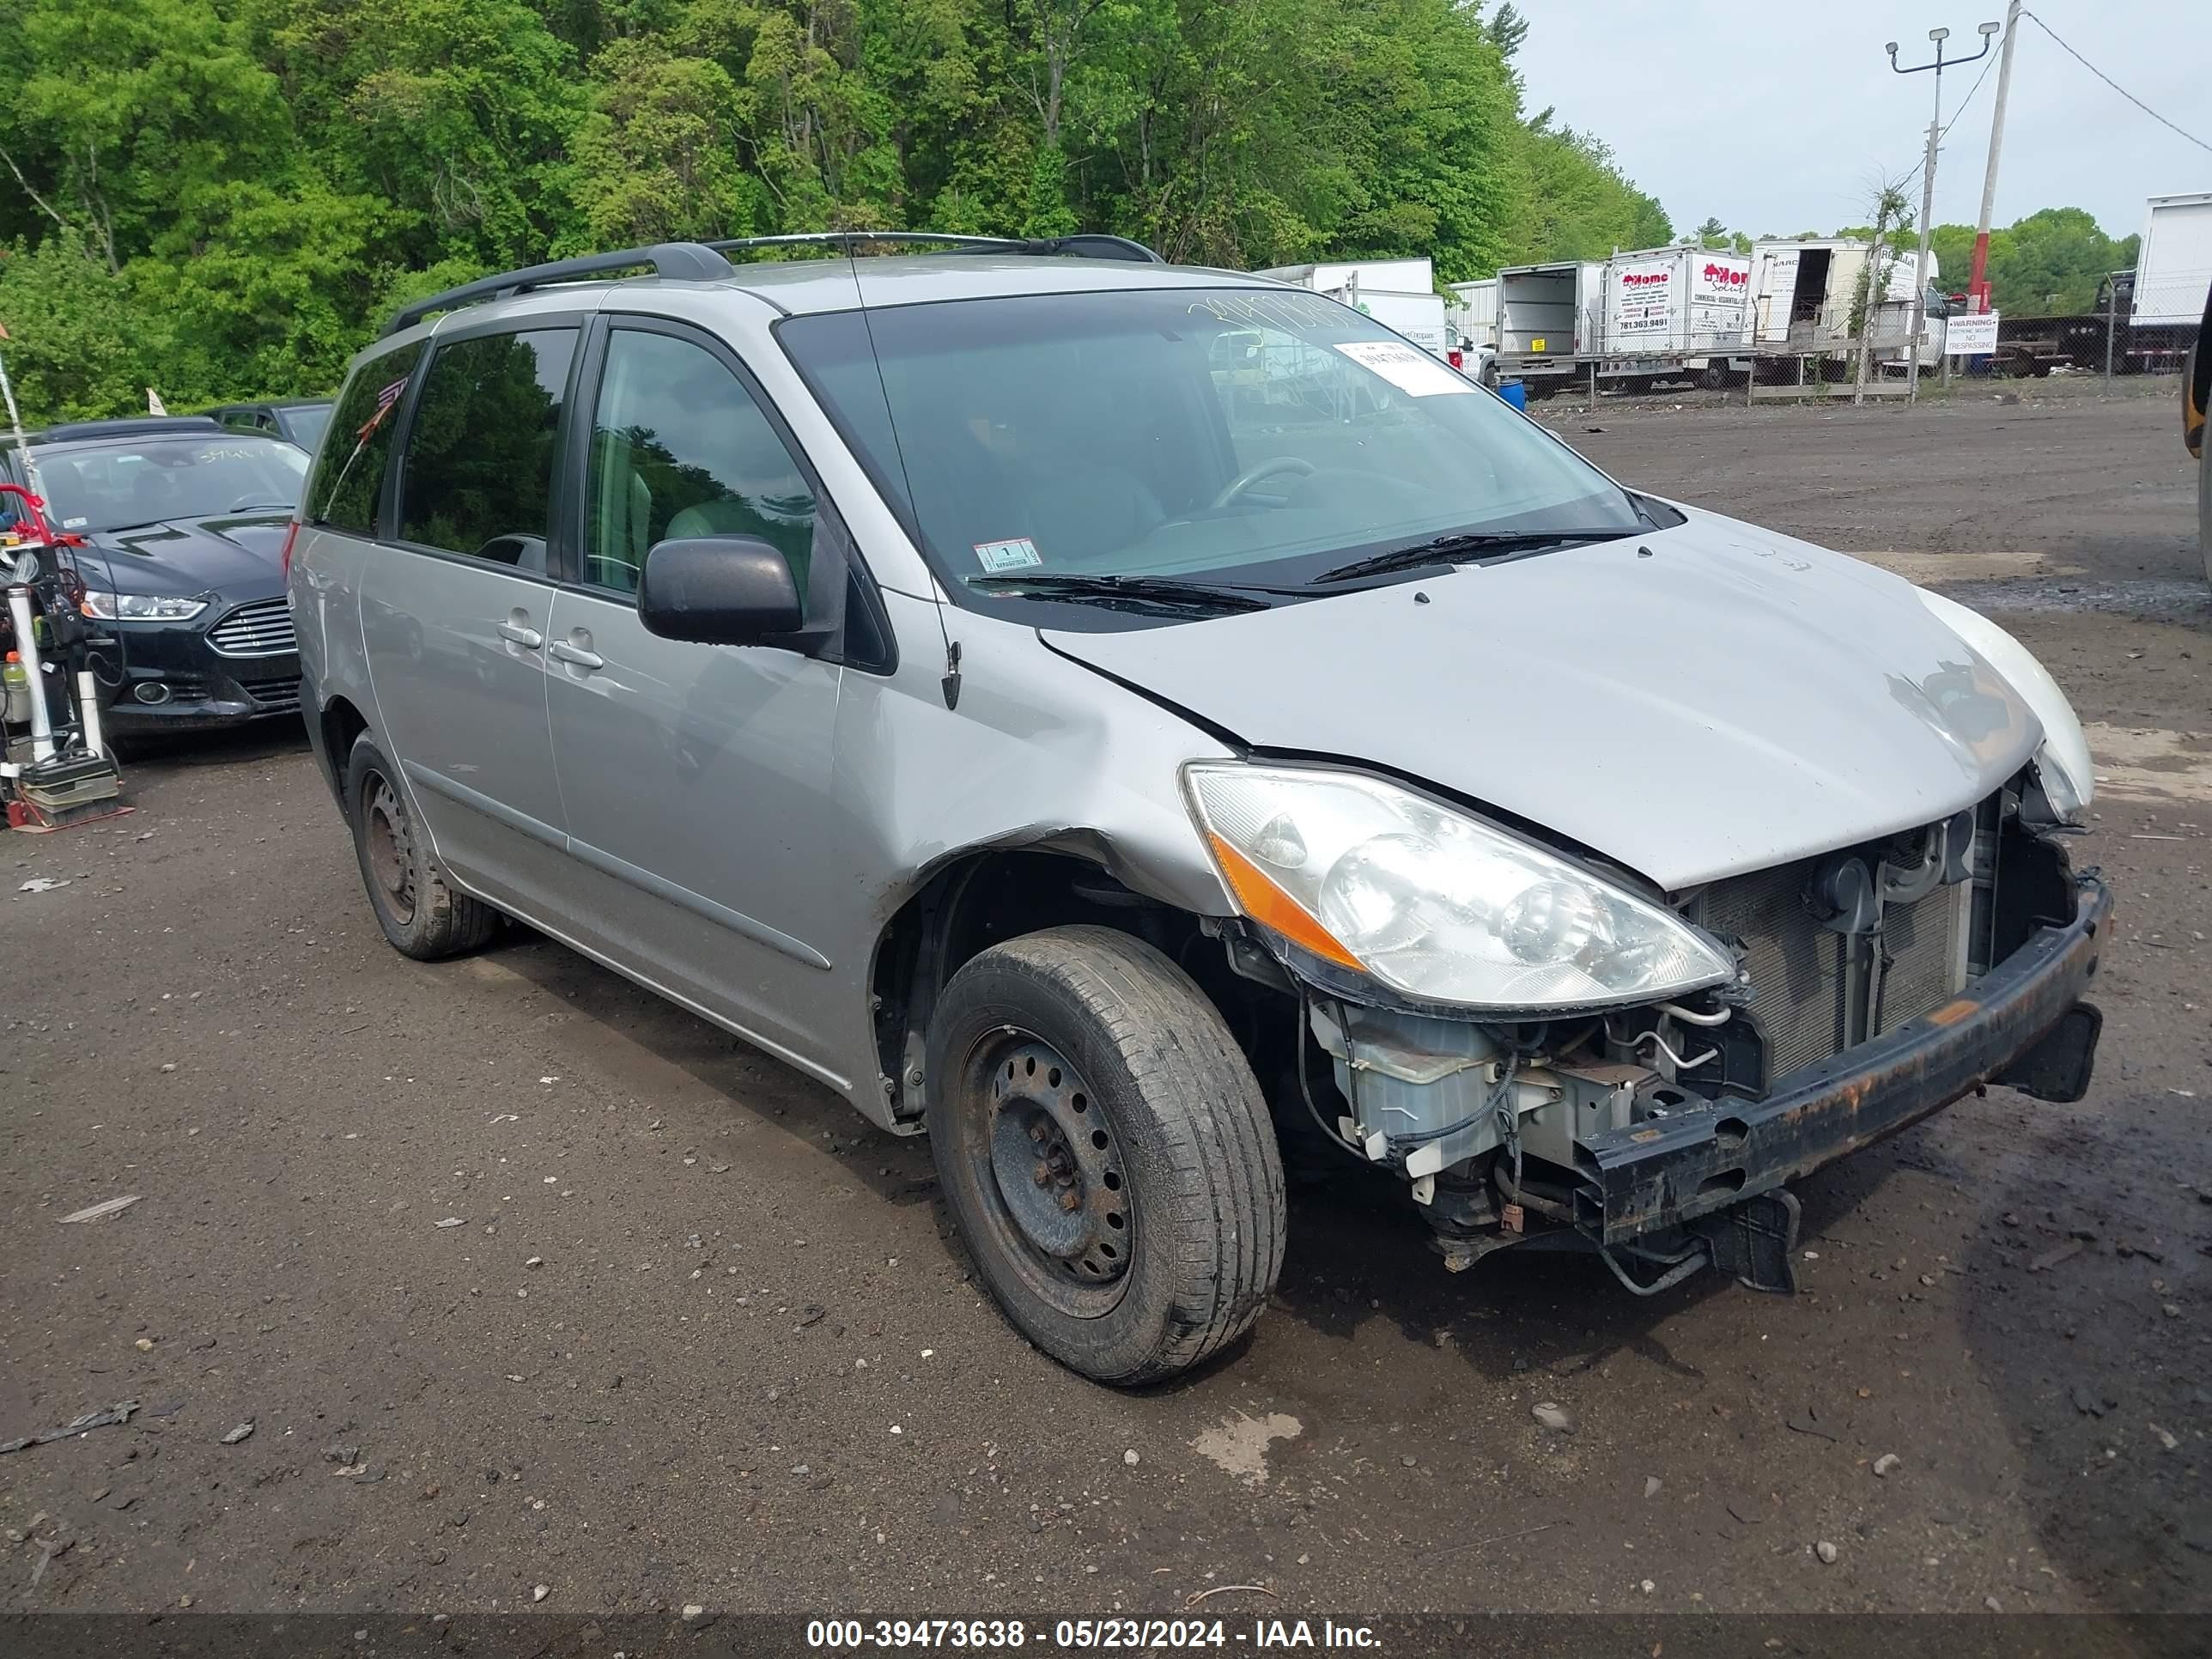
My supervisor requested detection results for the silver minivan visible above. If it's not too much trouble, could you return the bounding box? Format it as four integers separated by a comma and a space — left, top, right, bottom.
290, 235, 2111, 1384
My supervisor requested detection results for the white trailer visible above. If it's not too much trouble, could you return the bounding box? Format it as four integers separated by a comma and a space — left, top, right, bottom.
2131, 192, 2212, 327
1254, 258, 1452, 359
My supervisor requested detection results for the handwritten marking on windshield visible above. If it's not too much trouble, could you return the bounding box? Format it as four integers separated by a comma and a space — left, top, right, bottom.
1186, 292, 1342, 333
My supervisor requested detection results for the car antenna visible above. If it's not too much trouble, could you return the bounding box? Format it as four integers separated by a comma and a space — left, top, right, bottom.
837, 235, 962, 709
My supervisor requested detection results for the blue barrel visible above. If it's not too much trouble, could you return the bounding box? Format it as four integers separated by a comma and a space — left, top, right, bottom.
1498, 380, 1528, 412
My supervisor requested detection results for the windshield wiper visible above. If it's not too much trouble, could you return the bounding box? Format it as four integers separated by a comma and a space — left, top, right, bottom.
1312, 529, 1636, 585
965, 573, 1273, 614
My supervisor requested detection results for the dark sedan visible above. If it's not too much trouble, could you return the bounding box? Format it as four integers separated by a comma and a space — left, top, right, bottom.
3, 416, 307, 732
208, 398, 335, 453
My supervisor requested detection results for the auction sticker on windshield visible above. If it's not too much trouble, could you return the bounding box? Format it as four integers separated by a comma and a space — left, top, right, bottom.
1333, 340, 1474, 397
974, 537, 1044, 572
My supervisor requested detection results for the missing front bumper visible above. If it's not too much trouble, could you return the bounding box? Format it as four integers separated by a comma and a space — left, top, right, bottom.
1572, 874, 2111, 1248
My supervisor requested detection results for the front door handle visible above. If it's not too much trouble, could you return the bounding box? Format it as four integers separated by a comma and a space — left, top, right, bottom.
496, 619, 544, 648
548, 639, 605, 671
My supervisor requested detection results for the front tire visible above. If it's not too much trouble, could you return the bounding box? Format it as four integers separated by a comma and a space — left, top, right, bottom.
925, 926, 1286, 1385
343, 734, 497, 960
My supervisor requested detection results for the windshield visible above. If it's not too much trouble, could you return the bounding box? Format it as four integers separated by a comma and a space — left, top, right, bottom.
779, 286, 1638, 609
283, 404, 333, 450
38, 436, 307, 533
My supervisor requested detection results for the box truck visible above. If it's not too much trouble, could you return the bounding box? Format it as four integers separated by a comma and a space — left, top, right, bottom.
1597, 246, 1752, 354
1747, 239, 1873, 348
2132, 192, 2212, 329
1494, 248, 1749, 392
1254, 258, 1453, 360
1706, 240, 1938, 384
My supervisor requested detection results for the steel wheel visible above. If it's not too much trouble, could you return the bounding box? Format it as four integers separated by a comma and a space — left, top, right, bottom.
973, 1035, 1133, 1316
362, 771, 416, 927
925, 927, 1286, 1383
342, 733, 497, 961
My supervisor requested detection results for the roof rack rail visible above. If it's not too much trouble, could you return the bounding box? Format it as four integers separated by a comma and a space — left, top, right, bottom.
380, 242, 737, 338
703, 231, 1164, 264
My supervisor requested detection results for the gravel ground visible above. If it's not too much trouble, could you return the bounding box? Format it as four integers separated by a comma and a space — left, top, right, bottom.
3, 387, 2206, 1623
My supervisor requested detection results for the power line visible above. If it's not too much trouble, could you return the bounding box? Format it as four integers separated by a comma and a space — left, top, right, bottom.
1898, 46, 2000, 190
1939, 47, 1999, 145
2021, 8, 2212, 156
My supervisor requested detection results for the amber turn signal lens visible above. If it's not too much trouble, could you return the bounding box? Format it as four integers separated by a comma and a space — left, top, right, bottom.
1206, 832, 1363, 972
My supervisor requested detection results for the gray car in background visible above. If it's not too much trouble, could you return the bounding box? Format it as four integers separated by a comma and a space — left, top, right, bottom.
289, 235, 2111, 1384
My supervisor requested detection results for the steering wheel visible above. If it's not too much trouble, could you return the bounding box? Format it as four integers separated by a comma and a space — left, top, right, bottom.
1207, 456, 1316, 511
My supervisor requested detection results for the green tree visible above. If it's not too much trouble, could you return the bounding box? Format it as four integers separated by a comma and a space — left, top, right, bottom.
0, 0, 1686, 416
1509, 122, 1671, 263
0, 229, 160, 421
1926, 208, 2132, 314
1482, 2, 1528, 61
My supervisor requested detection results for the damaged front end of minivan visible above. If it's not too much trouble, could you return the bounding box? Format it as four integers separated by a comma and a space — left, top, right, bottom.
1188, 756, 2109, 1297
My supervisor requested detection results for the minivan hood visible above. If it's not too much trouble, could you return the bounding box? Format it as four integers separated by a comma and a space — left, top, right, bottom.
1042, 508, 2042, 890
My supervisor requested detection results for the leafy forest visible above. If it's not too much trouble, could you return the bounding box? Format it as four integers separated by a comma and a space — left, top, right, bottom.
0, 0, 1672, 420
0, 1, 2148, 424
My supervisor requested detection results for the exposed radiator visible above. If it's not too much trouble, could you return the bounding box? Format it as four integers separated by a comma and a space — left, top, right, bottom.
1690, 844, 1972, 1088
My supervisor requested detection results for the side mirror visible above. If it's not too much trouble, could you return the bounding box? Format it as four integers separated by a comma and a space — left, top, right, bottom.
637, 536, 803, 646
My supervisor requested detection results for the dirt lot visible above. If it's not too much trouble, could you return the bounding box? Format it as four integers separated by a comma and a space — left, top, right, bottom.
3, 388, 2206, 1626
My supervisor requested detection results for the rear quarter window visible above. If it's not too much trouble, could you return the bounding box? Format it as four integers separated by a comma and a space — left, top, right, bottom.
313, 343, 425, 536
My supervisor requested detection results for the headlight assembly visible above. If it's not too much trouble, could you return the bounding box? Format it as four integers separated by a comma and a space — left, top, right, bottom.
1182, 763, 1734, 1012
79, 590, 209, 623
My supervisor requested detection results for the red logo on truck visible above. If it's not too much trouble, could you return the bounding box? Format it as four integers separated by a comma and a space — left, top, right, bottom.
1620, 270, 1670, 286
1701, 263, 1748, 287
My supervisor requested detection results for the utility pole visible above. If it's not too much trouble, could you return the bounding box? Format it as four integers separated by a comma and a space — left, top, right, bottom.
1888, 21, 1999, 401
1911, 110, 1940, 399
1967, 0, 2023, 313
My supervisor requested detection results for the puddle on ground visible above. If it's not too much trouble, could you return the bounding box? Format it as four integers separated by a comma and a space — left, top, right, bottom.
1940, 577, 2212, 623
1840, 550, 2209, 623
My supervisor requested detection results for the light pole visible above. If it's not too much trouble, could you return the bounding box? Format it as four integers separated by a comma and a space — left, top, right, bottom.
1887, 21, 1999, 399
1967, 0, 2022, 313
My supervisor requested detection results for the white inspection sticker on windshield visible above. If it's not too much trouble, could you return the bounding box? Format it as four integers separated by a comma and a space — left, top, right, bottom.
1333, 339, 1474, 396
974, 537, 1043, 572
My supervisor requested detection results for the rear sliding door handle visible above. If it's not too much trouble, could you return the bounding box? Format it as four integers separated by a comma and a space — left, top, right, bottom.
495, 620, 544, 648
548, 640, 605, 671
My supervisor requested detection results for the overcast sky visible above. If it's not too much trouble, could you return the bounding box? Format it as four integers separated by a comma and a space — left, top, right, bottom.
1514, 0, 2207, 246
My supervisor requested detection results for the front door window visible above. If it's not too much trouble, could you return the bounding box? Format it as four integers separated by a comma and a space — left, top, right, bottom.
582, 330, 817, 601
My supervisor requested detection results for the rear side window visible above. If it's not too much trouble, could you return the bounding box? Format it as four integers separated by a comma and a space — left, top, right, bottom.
397, 329, 577, 569
313, 343, 424, 536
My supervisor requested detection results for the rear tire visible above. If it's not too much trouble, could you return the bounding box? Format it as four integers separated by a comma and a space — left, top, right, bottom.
925, 926, 1286, 1385
343, 733, 497, 960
